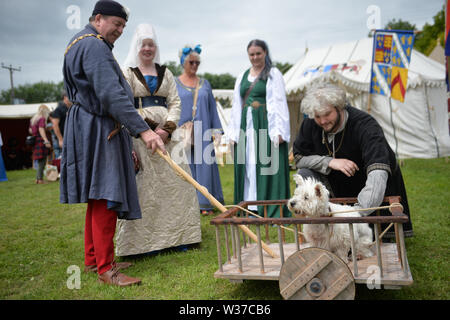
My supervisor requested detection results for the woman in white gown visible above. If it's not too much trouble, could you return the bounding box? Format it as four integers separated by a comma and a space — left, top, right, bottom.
115, 24, 201, 257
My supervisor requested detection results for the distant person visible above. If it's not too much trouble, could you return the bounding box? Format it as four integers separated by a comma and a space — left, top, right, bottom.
29, 104, 51, 184
49, 90, 72, 159
446, 31, 450, 131
227, 39, 291, 218
61, 0, 166, 287
0, 132, 7, 181
175, 44, 224, 216
115, 23, 201, 257
292, 83, 413, 238
3, 137, 24, 170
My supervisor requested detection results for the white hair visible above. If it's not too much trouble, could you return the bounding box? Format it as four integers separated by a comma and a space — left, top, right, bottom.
301, 83, 347, 118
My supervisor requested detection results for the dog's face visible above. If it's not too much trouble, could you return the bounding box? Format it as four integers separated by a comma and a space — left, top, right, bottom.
287, 174, 330, 217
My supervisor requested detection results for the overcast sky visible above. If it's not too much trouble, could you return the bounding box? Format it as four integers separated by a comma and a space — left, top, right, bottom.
0, 0, 444, 92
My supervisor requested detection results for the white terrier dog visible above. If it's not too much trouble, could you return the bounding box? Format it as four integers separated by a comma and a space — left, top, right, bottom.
287, 174, 374, 262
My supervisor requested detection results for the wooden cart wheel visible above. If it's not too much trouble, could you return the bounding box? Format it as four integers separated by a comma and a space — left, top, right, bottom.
279, 247, 355, 300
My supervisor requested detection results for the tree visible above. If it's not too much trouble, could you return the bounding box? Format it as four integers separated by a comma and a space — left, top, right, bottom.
200, 72, 236, 90
414, 6, 445, 55
384, 18, 417, 32
163, 61, 183, 77
274, 61, 293, 74
380, 6, 445, 56
368, 17, 417, 37
0, 81, 64, 105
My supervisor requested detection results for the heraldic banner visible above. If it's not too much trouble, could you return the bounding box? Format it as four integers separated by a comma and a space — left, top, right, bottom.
370, 29, 415, 102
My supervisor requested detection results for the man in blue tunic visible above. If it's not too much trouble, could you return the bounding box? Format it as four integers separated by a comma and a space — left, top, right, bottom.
61, 0, 166, 287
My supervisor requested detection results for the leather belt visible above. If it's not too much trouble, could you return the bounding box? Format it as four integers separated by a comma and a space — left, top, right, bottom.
135, 96, 167, 109
70, 104, 123, 141
246, 100, 266, 109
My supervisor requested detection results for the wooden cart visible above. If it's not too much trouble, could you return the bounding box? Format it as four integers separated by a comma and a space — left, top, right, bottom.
210, 196, 413, 300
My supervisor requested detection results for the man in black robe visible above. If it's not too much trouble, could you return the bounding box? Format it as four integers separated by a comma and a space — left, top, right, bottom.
293, 83, 413, 238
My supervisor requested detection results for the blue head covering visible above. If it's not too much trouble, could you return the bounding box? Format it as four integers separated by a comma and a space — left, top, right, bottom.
180, 44, 202, 66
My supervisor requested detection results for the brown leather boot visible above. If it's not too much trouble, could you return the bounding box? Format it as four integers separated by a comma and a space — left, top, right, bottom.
84, 262, 133, 274
98, 267, 141, 287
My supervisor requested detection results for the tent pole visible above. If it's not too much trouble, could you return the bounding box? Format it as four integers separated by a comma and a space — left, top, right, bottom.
367, 93, 372, 113
423, 84, 440, 158
388, 97, 399, 159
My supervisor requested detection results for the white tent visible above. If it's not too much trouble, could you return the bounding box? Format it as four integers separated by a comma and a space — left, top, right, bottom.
0, 102, 58, 156
0, 102, 57, 119
283, 37, 450, 159
212, 90, 233, 160
212, 89, 232, 136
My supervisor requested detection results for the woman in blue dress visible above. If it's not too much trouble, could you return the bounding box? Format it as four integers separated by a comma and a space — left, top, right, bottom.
175, 45, 224, 215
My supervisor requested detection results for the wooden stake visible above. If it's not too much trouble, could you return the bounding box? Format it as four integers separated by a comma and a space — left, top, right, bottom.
155, 149, 277, 258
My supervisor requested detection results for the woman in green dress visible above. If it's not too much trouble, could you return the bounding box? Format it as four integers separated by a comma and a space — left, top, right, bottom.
227, 39, 291, 218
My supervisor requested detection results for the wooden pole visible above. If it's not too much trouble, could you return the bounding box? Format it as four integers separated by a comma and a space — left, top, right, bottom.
215, 226, 223, 273
348, 224, 358, 277
155, 149, 277, 258
367, 92, 372, 114
1, 63, 21, 104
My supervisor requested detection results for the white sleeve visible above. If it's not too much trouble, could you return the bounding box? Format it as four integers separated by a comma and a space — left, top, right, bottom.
226, 71, 245, 143
165, 69, 182, 124
266, 67, 290, 143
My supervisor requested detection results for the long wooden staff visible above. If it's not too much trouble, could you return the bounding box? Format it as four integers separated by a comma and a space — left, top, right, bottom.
155, 149, 277, 258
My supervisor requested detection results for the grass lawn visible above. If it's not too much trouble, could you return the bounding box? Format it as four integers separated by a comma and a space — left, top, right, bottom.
0, 158, 448, 300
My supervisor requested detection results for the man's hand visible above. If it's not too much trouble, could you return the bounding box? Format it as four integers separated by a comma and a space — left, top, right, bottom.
140, 129, 166, 154
328, 158, 359, 177
154, 128, 169, 144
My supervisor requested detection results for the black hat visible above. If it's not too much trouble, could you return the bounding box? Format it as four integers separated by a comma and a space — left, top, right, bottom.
92, 0, 129, 21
